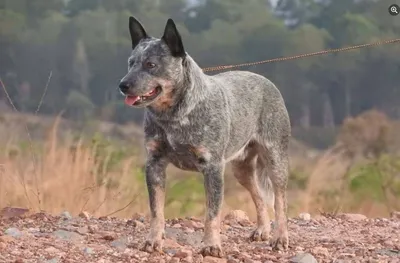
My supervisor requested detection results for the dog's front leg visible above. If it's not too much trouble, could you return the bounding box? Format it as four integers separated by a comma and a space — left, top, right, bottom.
143, 156, 168, 253
200, 163, 225, 258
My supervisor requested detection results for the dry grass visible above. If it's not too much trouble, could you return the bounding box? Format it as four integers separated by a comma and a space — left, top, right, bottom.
0, 117, 148, 218
0, 109, 399, 220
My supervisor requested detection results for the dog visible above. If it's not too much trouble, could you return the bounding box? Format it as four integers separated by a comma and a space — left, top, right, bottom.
118, 16, 291, 257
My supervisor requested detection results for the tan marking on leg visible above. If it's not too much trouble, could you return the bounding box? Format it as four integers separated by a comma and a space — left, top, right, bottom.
189, 145, 211, 162
145, 139, 160, 153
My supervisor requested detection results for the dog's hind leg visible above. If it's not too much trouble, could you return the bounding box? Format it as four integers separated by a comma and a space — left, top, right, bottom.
231, 144, 271, 242
259, 142, 289, 251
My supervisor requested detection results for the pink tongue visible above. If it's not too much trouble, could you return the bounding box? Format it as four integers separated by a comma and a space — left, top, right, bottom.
125, 95, 140, 105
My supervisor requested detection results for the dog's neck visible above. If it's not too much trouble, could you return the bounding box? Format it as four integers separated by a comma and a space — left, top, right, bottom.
147, 54, 210, 121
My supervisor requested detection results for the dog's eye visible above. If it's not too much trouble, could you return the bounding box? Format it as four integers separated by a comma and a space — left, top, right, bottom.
145, 62, 156, 69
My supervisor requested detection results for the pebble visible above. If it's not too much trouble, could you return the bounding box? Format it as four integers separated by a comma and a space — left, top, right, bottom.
311, 246, 329, 257
77, 226, 89, 235
224, 210, 252, 226
45, 246, 61, 254
110, 237, 129, 251
60, 211, 72, 220
174, 248, 192, 258
289, 253, 318, 263
4, 228, 22, 238
339, 213, 367, 221
79, 211, 91, 220
390, 211, 400, 219
83, 247, 94, 255
298, 213, 311, 221
45, 258, 60, 263
203, 256, 228, 263
52, 229, 82, 241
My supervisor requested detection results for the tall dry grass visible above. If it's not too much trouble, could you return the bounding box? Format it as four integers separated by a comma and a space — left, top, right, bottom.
0, 117, 148, 217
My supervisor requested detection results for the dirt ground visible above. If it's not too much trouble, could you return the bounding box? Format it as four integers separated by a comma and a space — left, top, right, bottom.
0, 209, 399, 263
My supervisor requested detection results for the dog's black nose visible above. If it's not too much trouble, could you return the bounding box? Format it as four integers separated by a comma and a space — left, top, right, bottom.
119, 81, 130, 93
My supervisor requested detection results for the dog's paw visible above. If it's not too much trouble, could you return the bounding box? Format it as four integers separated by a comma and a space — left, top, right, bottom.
270, 232, 289, 251
200, 245, 224, 258
250, 226, 270, 242
142, 239, 163, 253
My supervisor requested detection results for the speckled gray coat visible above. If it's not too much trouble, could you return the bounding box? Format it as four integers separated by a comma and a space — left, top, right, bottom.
118, 17, 291, 257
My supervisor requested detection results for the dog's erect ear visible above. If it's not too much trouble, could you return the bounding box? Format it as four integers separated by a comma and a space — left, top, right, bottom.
129, 16, 148, 49
162, 19, 185, 57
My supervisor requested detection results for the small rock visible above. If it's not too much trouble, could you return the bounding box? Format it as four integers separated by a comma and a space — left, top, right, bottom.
224, 210, 249, 221
311, 246, 329, 257
0, 207, 29, 218
182, 220, 204, 230
102, 232, 116, 241
45, 246, 61, 254
53, 230, 82, 241
83, 247, 94, 255
172, 223, 182, 228
60, 211, 72, 220
227, 258, 239, 263
79, 211, 91, 220
5, 228, 22, 238
224, 210, 251, 226
184, 227, 195, 233
76, 227, 89, 235
390, 211, 400, 219
134, 220, 145, 228
295, 246, 304, 252
164, 238, 182, 248
88, 225, 99, 233
169, 258, 180, 263
298, 213, 311, 221
45, 258, 60, 263
0, 235, 15, 243
203, 257, 227, 263
174, 248, 192, 259
132, 212, 146, 222
110, 237, 129, 251
290, 253, 318, 263
339, 213, 367, 221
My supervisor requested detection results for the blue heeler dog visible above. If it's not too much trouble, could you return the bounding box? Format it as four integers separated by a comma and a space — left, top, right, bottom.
119, 16, 291, 257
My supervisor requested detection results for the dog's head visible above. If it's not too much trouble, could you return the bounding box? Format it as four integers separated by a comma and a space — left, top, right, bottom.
119, 17, 186, 109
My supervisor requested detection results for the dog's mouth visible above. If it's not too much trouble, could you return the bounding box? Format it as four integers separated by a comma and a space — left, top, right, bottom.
124, 86, 162, 107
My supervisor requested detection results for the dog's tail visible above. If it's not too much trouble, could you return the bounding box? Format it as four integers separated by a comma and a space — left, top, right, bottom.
257, 168, 275, 212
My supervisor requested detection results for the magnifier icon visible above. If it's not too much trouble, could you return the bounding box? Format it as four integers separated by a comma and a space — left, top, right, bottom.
389, 4, 400, 15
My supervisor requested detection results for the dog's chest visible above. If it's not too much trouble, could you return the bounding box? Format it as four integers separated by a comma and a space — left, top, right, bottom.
155, 124, 210, 171
164, 132, 210, 171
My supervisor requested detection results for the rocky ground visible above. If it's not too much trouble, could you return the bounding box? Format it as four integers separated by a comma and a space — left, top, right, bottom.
0, 208, 399, 263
